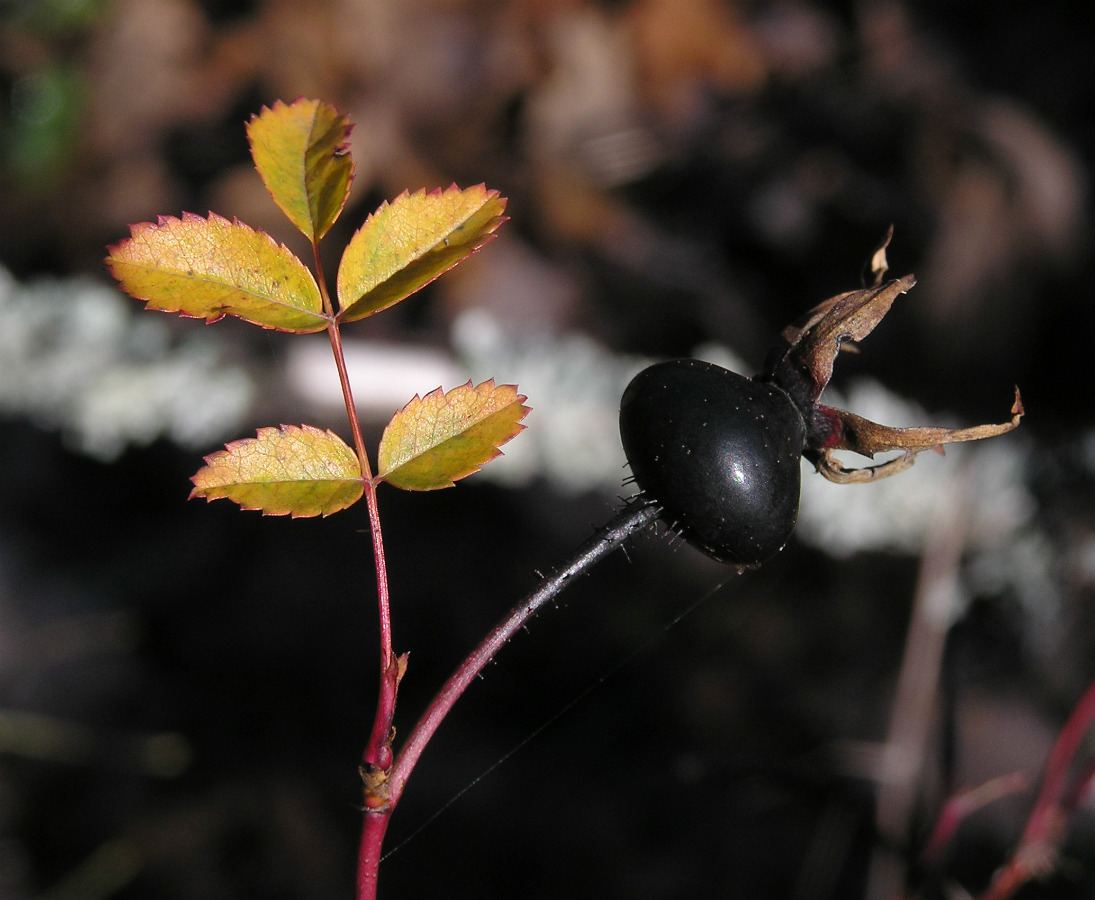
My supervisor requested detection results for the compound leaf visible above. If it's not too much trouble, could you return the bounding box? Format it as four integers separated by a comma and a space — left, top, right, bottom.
247, 98, 354, 242
337, 184, 507, 323
377, 380, 528, 490
191, 424, 364, 516
107, 213, 328, 332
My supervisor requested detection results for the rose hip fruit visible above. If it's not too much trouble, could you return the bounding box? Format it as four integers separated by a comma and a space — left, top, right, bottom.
619, 359, 807, 567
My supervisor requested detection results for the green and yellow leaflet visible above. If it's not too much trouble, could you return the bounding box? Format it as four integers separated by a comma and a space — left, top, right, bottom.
107, 213, 327, 332
246, 98, 354, 243
377, 380, 529, 490
337, 184, 507, 323
191, 424, 364, 516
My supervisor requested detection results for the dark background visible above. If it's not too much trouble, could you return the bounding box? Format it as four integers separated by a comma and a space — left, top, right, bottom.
1, 1, 1093, 898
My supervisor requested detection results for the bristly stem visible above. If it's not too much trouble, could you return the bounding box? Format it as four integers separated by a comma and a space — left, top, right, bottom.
354, 500, 659, 899
385, 500, 661, 806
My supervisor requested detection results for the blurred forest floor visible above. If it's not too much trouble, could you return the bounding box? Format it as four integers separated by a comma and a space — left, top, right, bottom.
1, 1, 1093, 898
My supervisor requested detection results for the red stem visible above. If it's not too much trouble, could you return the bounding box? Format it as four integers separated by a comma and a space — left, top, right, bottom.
311, 242, 400, 900
978, 675, 1095, 900
357, 809, 391, 900
1020, 676, 1095, 844
312, 242, 397, 750
919, 771, 1030, 868
385, 502, 661, 807
325, 326, 398, 775
353, 503, 658, 897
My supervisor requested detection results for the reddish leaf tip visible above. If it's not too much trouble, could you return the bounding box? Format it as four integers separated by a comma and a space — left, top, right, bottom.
1011, 387, 1025, 418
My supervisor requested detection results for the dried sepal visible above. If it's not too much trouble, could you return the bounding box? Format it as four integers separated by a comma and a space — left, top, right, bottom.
761, 229, 1023, 486
767, 274, 917, 405
764, 227, 911, 406
813, 448, 919, 484
810, 389, 1025, 484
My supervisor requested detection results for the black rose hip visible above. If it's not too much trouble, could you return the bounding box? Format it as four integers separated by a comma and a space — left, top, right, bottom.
620, 359, 807, 566
618, 233, 1023, 568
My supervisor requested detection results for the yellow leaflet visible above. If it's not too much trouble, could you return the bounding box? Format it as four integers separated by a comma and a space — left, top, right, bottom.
107, 213, 327, 333
337, 184, 507, 322
191, 424, 364, 516
247, 98, 354, 243
378, 381, 528, 490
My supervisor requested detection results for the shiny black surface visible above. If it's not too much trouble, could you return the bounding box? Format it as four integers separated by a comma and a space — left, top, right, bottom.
620, 359, 807, 566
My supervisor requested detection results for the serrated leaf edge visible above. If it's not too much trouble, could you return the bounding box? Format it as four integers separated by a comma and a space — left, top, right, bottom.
246, 97, 355, 242
336, 183, 508, 322
376, 379, 529, 489
106, 211, 329, 333
189, 423, 364, 517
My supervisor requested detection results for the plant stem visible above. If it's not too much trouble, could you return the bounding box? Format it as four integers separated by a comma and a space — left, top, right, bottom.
310, 242, 401, 900
385, 500, 661, 806
357, 810, 390, 900
312, 243, 398, 772
978, 674, 1095, 900
327, 320, 399, 772
354, 500, 659, 899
